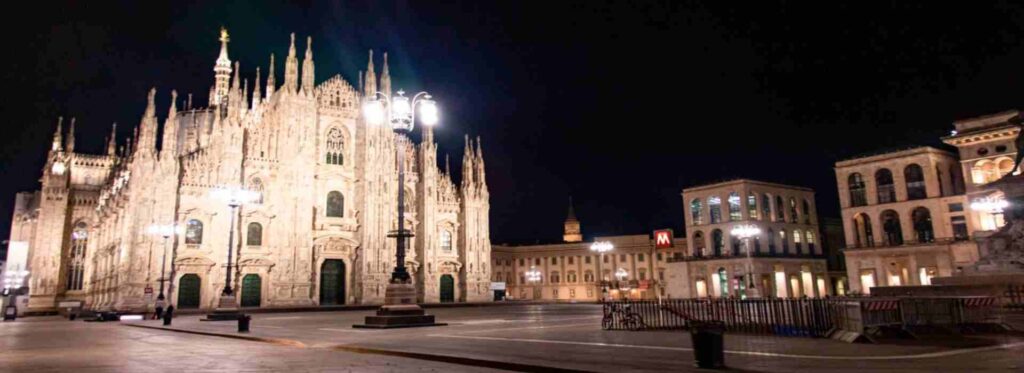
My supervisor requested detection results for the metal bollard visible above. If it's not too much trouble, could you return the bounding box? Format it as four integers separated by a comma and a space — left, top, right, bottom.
162, 306, 174, 326
238, 315, 251, 333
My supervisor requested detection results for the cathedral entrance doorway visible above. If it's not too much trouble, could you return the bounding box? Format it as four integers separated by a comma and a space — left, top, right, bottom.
241, 274, 261, 308
178, 274, 201, 309
319, 260, 346, 306
439, 274, 455, 303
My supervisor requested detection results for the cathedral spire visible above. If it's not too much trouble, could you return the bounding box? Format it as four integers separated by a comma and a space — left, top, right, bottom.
242, 78, 249, 109
284, 33, 299, 93
266, 53, 276, 98
139, 88, 158, 153
66, 118, 76, 154
364, 50, 376, 97
563, 196, 582, 243
301, 36, 315, 94
475, 136, 486, 187
380, 52, 391, 98
462, 135, 475, 189
162, 90, 178, 156
107, 122, 117, 156
51, 117, 63, 152
252, 67, 262, 104
212, 27, 232, 107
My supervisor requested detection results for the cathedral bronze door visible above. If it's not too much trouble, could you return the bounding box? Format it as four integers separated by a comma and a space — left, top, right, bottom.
320, 260, 346, 306
241, 274, 261, 308
439, 275, 455, 303
177, 274, 201, 309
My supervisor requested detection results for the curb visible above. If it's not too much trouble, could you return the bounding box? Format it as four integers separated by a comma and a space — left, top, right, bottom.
124, 322, 588, 373
122, 323, 306, 347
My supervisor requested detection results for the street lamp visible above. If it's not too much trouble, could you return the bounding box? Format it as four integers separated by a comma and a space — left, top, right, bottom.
356, 88, 444, 329
730, 224, 762, 299
206, 187, 259, 320
525, 266, 542, 300
146, 224, 182, 304
3, 267, 29, 321
590, 241, 614, 301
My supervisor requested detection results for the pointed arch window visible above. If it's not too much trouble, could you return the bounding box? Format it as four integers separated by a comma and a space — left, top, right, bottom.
793, 229, 802, 254
441, 230, 453, 252
67, 221, 88, 291
780, 230, 789, 255
185, 219, 204, 244
767, 228, 776, 255
325, 127, 345, 165
853, 213, 874, 248
247, 222, 263, 246
802, 199, 811, 224
806, 230, 816, 253
326, 191, 344, 217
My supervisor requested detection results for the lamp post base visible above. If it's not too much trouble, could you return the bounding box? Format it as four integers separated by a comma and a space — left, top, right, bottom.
202, 294, 242, 321
354, 281, 446, 329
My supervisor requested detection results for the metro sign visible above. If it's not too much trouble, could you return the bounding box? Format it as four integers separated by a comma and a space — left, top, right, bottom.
653, 229, 674, 249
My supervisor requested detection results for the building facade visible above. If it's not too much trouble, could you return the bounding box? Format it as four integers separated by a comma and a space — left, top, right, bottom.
491, 204, 686, 301
7, 29, 492, 312
834, 110, 1019, 294
668, 180, 830, 299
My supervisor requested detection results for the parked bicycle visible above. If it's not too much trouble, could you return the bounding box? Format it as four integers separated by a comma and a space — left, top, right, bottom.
602, 303, 646, 331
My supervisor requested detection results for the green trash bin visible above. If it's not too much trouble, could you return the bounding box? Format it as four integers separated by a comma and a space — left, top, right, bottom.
690, 320, 725, 369
238, 315, 251, 333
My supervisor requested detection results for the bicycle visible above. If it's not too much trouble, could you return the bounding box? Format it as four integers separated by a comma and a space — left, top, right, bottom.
602, 303, 646, 331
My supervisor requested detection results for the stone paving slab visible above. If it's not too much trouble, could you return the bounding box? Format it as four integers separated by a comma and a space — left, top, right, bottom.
121, 304, 1024, 372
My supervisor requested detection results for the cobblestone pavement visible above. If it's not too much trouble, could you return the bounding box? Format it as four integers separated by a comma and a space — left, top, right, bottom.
0, 316, 501, 372
3, 304, 1024, 372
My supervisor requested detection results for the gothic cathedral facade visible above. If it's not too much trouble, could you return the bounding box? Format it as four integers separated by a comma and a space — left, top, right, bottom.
9, 29, 492, 312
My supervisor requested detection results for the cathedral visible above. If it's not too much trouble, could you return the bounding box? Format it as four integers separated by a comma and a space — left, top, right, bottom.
8, 29, 492, 312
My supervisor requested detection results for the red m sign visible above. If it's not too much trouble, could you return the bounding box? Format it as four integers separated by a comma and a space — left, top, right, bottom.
653, 229, 674, 249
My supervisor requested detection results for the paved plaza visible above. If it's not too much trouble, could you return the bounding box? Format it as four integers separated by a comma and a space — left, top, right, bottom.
2, 303, 1023, 372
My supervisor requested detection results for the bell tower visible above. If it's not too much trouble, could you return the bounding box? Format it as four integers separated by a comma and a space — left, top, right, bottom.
563, 197, 582, 242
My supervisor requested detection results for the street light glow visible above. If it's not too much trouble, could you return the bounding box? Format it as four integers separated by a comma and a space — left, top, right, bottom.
970, 197, 1009, 213
146, 223, 183, 237
526, 266, 542, 282
363, 99, 385, 125
210, 187, 260, 207
730, 224, 761, 239
419, 97, 439, 126
615, 268, 628, 281
590, 241, 614, 253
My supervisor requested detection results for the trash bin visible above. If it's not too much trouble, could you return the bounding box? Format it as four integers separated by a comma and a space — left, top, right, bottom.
690, 320, 726, 369
238, 315, 251, 333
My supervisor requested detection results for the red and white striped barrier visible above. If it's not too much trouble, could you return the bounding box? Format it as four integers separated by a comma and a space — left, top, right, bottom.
962, 297, 997, 307
863, 300, 899, 311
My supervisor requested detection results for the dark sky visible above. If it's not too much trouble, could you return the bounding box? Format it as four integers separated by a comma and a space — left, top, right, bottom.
4, 1, 1024, 245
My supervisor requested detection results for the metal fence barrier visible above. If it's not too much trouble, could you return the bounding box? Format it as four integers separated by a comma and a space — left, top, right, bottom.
602, 298, 838, 337
602, 296, 1002, 339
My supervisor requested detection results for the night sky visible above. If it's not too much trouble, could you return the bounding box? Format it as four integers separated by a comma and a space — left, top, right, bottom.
4, 1, 1024, 246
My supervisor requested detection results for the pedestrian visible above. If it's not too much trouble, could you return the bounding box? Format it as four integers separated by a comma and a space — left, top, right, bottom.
154, 298, 166, 320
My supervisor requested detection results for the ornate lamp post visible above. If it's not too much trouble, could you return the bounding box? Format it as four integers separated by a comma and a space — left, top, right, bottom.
3, 267, 28, 321
356, 89, 445, 328
146, 224, 182, 304
731, 224, 762, 299
590, 241, 614, 301
205, 187, 259, 320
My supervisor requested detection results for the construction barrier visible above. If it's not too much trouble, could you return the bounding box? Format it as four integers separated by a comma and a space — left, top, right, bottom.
602, 295, 1002, 341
